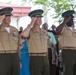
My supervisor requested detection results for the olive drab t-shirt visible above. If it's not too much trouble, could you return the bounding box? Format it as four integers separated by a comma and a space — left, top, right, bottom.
27, 28, 49, 53
59, 25, 76, 49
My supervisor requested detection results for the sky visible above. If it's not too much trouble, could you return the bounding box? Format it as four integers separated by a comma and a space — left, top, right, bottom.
0, 0, 59, 29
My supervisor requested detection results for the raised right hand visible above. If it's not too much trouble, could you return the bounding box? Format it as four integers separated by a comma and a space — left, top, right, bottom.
29, 17, 37, 27
63, 16, 71, 24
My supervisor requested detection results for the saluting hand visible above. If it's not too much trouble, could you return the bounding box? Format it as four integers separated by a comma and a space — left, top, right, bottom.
63, 16, 71, 24
29, 17, 37, 27
21, 17, 37, 37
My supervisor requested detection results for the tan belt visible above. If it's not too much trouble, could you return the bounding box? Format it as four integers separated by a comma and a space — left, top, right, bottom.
62, 47, 76, 50
30, 53, 47, 56
0, 50, 18, 53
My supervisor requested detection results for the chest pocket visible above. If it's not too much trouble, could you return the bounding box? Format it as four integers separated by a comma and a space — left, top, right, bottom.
10, 34, 18, 42
0, 31, 18, 44
40, 32, 49, 46
1, 32, 9, 42
41, 31, 49, 40
63, 26, 74, 37
66, 31, 72, 36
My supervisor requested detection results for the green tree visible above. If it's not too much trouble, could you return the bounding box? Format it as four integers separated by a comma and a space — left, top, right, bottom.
21, 0, 76, 24
49, 0, 76, 23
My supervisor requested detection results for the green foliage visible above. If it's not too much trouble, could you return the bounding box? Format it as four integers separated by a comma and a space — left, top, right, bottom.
33, 0, 50, 6
50, 0, 72, 18
21, 0, 76, 23
49, 0, 76, 23
21, 0, 32, 5
6, 0, 12, 4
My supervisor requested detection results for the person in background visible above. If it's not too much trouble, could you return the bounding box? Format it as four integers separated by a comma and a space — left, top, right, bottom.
0, 7, 20, 75
42, 23, 57, 75
18, 26, 30, 75
21, 9, 50, 75
19, 38, 30, 75
49, 25, 57, 35
19, 26, 23, 34
48, 24, 60, 75
56, 10, 76, 75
